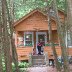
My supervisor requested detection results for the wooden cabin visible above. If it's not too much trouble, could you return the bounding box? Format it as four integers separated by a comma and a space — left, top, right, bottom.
14, 9, 72, 61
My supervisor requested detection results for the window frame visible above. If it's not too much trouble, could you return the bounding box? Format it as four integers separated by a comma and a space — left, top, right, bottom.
66, 31, 72, 48
24, 32, 33, 47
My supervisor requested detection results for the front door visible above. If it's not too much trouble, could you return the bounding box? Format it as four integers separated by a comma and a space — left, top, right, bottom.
36, 32, 47, 54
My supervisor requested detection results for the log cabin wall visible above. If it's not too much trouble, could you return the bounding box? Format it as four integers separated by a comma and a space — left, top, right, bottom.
14, 9, 72, 61
14, 11, 57, 31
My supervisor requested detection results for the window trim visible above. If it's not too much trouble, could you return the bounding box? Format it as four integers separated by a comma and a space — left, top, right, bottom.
24, 32, 33, 46
36, 32, 47, 45
66, 31, 72, 48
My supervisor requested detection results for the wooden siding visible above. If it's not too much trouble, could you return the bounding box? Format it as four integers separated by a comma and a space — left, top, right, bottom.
15, 11, 57, 31
16, 46, 72, 60
17, 47, 33, 61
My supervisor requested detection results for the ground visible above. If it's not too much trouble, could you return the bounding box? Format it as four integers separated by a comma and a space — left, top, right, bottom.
28, 66, 56, 72
27, 65, 72, 72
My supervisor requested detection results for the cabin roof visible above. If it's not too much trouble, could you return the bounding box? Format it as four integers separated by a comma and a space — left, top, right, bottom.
14, 8, 64, 27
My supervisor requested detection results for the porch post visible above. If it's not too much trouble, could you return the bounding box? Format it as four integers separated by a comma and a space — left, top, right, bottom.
29, 53, 32, 66
34, 31, 36, 54
44, 52, 49, 66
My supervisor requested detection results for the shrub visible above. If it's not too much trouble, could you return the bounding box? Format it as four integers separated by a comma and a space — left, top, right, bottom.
3, 62, 29, 72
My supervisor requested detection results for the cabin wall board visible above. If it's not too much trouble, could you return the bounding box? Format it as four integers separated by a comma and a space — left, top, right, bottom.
17, 46, 72, 60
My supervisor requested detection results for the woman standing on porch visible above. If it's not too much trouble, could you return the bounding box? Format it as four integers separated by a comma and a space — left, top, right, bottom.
37, 41, 42, 55
37, 39, 44, 55
40, 39, 44, 54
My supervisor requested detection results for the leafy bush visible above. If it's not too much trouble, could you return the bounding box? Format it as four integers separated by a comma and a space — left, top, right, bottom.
18, 62, 29, 68
2, 62, 29, 72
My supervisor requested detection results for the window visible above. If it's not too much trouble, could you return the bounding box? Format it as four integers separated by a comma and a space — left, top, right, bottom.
66, 31, 72, 47
67, 32, 72, 47
18, 37, 24, 47
24, 32, 33, 46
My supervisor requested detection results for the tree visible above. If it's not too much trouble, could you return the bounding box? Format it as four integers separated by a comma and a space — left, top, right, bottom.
6, 0, 19, 72
1, 0, 12, 72
0, 5, 3, 72
45, 0, 61, 72
6, 0, 20, 71
1, 0, 20, 71
53, 0, 70, 72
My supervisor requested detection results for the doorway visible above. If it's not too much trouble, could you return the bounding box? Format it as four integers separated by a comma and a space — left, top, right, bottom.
36, 32, 47, 54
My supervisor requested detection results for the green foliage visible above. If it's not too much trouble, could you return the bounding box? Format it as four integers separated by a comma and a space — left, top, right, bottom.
3, 62, 29, 72
14, 0, 46, 19
45, 43, 59, 46
18, 62, 29, 68
14, 0, 66, 20
57, 0, 65, 10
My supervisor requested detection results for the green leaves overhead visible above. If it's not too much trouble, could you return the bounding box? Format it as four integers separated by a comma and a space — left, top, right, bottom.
57, 0, 65, 10
14, 0, 66, 20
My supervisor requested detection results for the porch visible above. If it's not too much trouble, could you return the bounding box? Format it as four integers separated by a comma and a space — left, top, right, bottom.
15, 30, 60, 61
16, 46, 72, 61
16, 46, 61, 61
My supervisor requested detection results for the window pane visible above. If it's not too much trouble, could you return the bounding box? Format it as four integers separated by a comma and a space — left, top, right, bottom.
25, 41, 32, 46
25, 34, 32, 41
67, 32, 72, 47
25, 32, 33, 46
38, 34, 45, 46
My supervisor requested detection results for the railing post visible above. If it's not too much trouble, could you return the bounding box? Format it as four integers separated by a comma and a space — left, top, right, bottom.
44, 52, 49, 66
29, 53, 32, 66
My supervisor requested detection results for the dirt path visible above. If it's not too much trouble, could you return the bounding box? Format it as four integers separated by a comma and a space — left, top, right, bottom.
27, 65, 72, 72
27, 66, 56, 72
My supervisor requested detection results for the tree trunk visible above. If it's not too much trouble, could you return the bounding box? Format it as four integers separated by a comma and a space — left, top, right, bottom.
45, 0, 61, 72
1, 0, 12, 72
47, 15, 61, 72
53, 0, 70, 72
0, 10, 3, 72
6, 0, 20, 71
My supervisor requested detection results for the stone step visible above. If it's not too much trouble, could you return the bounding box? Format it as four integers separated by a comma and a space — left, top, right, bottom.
32, 59, 45, 63
32, 62, 45, 64
32, 58, 46, 66
32, 64, 46, 67
32, 63, 46, 66
32, 59, 45, 62
32, 55, 45, 59
29, 53, 49, 67
32, 61, 46, 66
